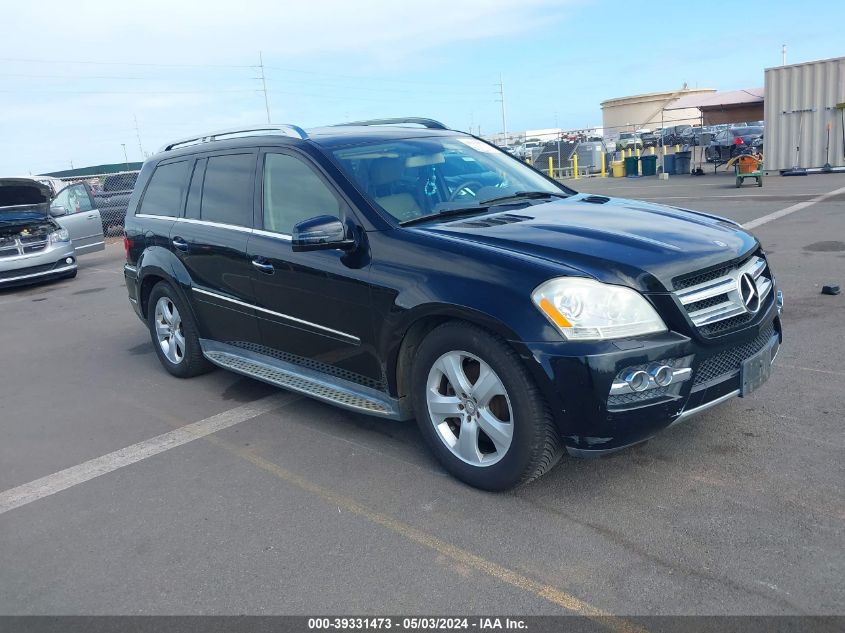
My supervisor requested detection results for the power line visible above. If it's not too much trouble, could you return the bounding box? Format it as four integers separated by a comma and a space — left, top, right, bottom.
0, 72, 253, 81
0, 89, 257, 95
0, 57, 253, 69
261, 65, 489, 88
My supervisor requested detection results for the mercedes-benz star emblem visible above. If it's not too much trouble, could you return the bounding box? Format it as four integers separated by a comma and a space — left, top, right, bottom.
739, 273, 761, 314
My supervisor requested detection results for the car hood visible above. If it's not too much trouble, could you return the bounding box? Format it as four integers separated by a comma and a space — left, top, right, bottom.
416, 194, 758, 292
0, 178, 52, 218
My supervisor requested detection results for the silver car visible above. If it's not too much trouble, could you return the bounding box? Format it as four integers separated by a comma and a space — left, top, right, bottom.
0, 178, 105, 288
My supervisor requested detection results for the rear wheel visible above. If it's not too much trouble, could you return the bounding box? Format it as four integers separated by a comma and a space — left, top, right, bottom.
147, 281, 212, 378
411, 322, 562, 490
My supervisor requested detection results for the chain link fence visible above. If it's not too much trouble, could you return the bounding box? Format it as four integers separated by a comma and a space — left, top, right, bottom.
57, 171, 140, 239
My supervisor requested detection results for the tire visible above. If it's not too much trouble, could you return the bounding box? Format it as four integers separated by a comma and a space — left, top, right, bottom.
147, 281, 212, 378
410, 322, 563, 491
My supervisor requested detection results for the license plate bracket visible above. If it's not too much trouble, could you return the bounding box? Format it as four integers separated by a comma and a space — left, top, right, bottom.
740, 337, 777, 396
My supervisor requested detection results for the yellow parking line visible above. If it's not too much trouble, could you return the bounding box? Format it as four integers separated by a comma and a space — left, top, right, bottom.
206, 435, 648, 633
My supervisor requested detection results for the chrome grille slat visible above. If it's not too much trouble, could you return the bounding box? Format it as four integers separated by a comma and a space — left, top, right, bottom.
0, 236, 49, 258
674, 256, 773, 333
687, 303, 747, 325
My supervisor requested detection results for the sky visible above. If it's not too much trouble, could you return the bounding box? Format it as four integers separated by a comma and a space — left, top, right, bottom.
1, 0, 843, 175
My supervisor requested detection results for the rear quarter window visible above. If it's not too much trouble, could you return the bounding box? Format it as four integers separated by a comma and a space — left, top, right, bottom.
199, 153, 256, 227
138, 161, 190, 217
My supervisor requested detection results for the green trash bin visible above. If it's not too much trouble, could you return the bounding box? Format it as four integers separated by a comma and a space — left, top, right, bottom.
674, 150, 692, 175
640, 155, 657, 176
624, 155, 639, 176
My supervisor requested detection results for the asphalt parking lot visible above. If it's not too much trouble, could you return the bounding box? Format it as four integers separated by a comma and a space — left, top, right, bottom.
1, 172, 843, 619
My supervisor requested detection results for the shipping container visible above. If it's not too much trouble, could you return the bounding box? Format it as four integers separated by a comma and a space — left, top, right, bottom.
764, 56, 845, 172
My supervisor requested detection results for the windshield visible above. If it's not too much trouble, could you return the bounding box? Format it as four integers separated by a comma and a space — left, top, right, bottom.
619, 133, 636, 139
331, 135, 570, 223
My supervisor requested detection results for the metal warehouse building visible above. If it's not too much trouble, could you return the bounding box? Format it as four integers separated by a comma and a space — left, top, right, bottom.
764, 56, 845, 172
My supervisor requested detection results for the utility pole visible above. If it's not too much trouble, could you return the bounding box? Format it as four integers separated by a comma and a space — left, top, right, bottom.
133, 114, 145, 157
259, 51, 271, 123
782, 44, 787, 66
496, 73, 508, 147
121, 144, 129, 170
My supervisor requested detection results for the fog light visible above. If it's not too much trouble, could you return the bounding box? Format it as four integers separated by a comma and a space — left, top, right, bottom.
65, 257, 74, 264
647, 363, 673, 387
623, 369, 650, 392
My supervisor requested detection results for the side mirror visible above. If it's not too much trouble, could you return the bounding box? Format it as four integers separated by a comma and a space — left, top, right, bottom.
50, 205, 67, 217
291, 215, 356, 252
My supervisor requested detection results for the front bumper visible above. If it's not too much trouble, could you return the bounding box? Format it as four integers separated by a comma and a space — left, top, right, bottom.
0, 241, 77, 288
516, 296, 782, 456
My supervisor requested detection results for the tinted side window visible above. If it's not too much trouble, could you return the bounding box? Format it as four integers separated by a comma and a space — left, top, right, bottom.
200, 154, 255, 227
263, 153, 340, 234
185, 158, 206, 220
139, 161, 189, 217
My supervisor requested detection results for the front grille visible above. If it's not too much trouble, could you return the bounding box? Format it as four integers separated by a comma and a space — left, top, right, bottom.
673, 263, 735, 291
686, 293, 730, 313
693, 323, 776, 386
0, 235, 50, 258
698, 313, 755, 336
22, 240, 48, 254
674, 254, 773, 336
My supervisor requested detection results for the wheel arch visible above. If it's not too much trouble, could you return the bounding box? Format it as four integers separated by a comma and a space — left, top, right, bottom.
136, 246, 197, 325
389, 304, 524, 400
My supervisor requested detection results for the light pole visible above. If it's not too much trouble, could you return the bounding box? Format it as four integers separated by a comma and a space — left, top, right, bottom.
121, 144, 128, 170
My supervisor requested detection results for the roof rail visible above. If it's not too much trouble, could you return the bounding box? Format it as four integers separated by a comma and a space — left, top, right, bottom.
335, 117, 449, 130
160, 124, 308, 152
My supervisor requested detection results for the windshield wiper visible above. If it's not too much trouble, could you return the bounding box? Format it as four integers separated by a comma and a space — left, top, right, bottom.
479, 191, 568, 206
399, 206, 494, 227
398, 191, 570, 227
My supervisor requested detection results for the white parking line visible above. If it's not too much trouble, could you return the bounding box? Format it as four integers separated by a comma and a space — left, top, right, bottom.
0, 392, 298, 516
639, 193, 819, 201
744, 185, 845, 229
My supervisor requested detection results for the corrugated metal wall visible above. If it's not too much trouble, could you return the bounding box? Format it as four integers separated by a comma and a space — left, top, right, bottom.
764, 57, 845, 172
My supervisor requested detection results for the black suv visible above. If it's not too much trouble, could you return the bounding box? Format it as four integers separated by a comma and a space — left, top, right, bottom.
123, 118, 783, 490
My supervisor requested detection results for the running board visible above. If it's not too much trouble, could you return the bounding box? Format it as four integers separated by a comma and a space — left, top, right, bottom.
199, 340, 411, 420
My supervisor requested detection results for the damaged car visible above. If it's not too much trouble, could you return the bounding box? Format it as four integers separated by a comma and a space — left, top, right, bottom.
0, 178, 104, 288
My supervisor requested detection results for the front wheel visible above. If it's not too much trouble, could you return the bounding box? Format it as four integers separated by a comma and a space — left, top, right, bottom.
147, 281, 212, 378
411, 322, 562, 490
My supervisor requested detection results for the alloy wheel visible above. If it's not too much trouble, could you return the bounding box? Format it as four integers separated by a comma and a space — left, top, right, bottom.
426, 351, 514, 466
154, 296, 185, 365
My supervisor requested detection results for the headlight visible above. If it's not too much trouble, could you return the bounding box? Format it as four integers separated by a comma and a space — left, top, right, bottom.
49, 228, 70, 243
532, 277, 667, 341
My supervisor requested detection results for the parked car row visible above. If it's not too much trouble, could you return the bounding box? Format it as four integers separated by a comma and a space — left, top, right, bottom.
608, 122, 764, 163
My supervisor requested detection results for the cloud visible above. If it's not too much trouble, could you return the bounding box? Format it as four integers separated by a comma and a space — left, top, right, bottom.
0, 0, 574, 172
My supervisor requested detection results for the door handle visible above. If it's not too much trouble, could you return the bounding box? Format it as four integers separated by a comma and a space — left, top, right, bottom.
251, 258, 274, 274
86, 214, 96, 219
171, 237, 189, 252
